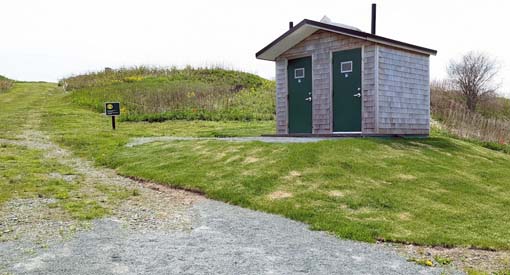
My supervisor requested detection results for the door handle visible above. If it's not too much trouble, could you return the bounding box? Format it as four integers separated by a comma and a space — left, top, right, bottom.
305, 97, 312, 102
353, 93, 361, 98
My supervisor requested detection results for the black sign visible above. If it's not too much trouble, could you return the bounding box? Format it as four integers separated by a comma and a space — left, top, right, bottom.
105, 102, 120, 116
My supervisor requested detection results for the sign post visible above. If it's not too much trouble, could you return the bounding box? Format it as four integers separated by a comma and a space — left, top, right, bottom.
105, 102, 120, 130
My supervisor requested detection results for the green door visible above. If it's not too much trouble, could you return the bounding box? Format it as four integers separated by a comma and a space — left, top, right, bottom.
332, 48, 362, 132
288, 56, 312, 134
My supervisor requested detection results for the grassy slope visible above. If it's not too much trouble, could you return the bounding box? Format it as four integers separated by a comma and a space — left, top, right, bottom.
64, 67, 276, 122
31, 83, 510, 250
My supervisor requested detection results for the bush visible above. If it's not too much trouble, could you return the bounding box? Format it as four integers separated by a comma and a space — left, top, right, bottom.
0, 75, 13, 93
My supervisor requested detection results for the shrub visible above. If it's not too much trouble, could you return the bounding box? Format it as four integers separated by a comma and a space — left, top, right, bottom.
0, 75, 13, 93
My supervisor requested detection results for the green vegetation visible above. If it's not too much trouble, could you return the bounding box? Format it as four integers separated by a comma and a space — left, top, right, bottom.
0, 83, 135, 220
466, 269, 510, 275
0, 75, 14, 93
26, 82, 510, 250
0, 143, 113, 221
62, 66, 276, 122
433, 255, 452, 265
4, 79, 510, 258
478, 96, 510, 120
408, 258, 433, 267
103, 133, 510, 249
0, 143, 74, 205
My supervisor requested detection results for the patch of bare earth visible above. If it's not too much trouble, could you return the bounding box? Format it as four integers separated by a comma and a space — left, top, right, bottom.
243, 156, 260, 164
386, 243, 510, 273
396, 174, 417, 181
268, 191, 293, 200
328, 190, 344, 197
282, 170, 302, 181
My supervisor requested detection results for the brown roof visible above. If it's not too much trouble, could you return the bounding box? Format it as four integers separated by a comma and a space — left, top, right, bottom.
256, 19, 437, 61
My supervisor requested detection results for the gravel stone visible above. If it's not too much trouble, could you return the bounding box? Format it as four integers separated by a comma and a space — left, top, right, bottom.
126, 136, 343, 147
0, 129, 459, 274
2, 200, 457, 275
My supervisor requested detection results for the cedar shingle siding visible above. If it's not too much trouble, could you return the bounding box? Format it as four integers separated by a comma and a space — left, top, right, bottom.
377, 46, 430, 135
263, 25, 434, 136
277, 30, 376, 134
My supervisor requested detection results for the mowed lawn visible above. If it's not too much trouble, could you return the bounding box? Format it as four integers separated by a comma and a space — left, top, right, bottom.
9, 82, 510, 250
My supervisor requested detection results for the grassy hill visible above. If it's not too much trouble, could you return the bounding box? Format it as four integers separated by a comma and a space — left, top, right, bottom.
0, 75, 13, 93
0, 81, 495, 251
61, 66, 276, 122
3, 82, 510, 272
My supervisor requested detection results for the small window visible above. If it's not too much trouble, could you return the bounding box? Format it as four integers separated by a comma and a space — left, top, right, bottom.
294, 68, 305, 79
341, 61, 353, 73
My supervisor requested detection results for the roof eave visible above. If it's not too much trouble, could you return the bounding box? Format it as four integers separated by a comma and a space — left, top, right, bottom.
255, 19, 437, 61
255, 20, 310, 61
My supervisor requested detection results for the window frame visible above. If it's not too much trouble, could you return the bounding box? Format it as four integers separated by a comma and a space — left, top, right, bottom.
340, 61, 353, 73
294, 68, 305, 79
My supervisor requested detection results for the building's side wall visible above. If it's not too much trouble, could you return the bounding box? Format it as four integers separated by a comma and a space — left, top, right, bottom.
377, 46, 430, 135
275, 58, 288, 134
276, 30, 376, 134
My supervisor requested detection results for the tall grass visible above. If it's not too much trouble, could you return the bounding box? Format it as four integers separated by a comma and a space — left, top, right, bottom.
431, 82, 510, 146
432, 100, 510, 144
0, 75, 13, 93
63, 66, 276, 122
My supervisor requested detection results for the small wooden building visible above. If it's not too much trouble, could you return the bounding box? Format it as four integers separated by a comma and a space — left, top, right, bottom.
256, 14, 437, 136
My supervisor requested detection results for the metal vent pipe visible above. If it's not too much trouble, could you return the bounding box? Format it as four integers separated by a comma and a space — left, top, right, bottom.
371, 4, 376, 35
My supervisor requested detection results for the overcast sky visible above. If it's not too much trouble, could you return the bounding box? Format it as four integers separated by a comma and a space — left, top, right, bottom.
1, 0, 509, 95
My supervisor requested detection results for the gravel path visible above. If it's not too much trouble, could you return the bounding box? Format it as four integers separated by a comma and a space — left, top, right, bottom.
2, 200, 455, 275
0, 126, 455, 274
126, 136, 342, 147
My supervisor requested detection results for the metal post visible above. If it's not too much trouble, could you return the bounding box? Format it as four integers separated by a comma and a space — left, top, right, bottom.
112, 116, 116, 130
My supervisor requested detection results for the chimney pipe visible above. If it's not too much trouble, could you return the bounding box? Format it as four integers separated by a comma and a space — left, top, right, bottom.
371, 4, 376, 35
289, 21, 294, 29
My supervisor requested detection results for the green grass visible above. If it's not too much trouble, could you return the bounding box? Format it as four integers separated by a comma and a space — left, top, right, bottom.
61, 66, 270, 90
434, 255, 452, 265
0, 143, 111, 220
0, 143, 74, 204
0, 82, 55, 138
33, 82, 510, 250
466, 269, 510, 275
0, 83, 135, 220
64, 66, 276, 122
109, 136, 510, 249
4, 82, 510, 251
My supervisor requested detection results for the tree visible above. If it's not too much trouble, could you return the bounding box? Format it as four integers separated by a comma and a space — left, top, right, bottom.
447, 52, 499, 112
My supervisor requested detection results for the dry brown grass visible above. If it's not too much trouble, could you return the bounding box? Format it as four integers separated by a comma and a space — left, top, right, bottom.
431, 81, 510, 145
